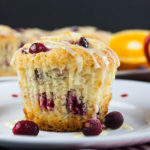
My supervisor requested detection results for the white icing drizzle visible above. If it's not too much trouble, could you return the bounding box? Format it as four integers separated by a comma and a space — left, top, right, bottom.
42, 40, 83, 73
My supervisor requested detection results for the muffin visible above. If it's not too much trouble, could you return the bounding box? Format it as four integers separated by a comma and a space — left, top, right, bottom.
51, 26, 112, 44
0, 25, 50, 76
0, 25, 21, 76
11, 32, 119, 131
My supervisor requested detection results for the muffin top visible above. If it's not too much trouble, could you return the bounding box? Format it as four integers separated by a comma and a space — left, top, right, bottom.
0, 25, 20, 37
12, 32, 119, 73
51, 26, 112, 44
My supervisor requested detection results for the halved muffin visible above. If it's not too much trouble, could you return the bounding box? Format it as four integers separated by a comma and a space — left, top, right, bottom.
51, 26, 112, 44
11, 32, 119, 131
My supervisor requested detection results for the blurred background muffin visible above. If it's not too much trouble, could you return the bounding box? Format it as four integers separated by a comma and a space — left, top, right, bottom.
51, 26, 111, 44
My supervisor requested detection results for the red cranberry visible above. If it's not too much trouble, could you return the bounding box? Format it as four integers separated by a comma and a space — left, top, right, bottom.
77, 37, 89, 48
82, 118, 102, 136
66, 90, 86, 115
104, 111, 124, 129
71, 26, 79, 32
38, 93, 54, 110
13, 120, 39, 136
29, 43, 50, 54
144, 35, 150, 64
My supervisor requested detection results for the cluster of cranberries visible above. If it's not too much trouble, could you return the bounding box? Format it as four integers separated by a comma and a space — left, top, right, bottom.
82, 111, 124, 136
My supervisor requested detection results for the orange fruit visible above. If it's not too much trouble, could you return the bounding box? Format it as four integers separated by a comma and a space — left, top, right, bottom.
109, 30, 150, 70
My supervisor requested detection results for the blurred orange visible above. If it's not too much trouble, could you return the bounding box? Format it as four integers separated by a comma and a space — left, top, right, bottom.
109, 30, 150, 70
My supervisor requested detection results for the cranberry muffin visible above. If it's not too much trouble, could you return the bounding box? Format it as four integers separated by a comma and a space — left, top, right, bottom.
11, 32, 119, 131
51, 26, 112, 44
0, 25, 21, 76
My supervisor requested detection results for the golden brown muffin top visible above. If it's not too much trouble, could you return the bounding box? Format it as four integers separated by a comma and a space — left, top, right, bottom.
12, 32, 119, 73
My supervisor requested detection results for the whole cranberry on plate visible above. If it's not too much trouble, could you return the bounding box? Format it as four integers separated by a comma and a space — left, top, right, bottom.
13, 120, 39, 136
104, 111, 124, 129
82, 118, 102, 136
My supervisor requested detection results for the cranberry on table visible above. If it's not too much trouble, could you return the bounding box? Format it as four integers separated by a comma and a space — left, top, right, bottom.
77, 37, 89, 48
13, 120, 39, 136
29, 43, 50, 54
82, 118, 102, 136
104, 111, 124, 129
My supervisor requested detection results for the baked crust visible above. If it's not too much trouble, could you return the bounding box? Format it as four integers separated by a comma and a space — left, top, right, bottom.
23, 94, 111, 131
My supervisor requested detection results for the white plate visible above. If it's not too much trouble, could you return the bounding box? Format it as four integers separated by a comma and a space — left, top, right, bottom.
0, 76, 17, 82
0, 80, 150, 149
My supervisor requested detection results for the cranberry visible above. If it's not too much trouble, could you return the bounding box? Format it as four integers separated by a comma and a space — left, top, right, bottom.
35, 69, 42, 79
104, 111, 124, 129
77, 37, 89, 48
29, 43, 50, 54
13, 120, 39, 136
22, 49, 27, 54
38, 93, 54, 110
71, 26, 79, 32
66, 90, 86, 115
82, 118, 102, 136
15, 28, 25, 32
